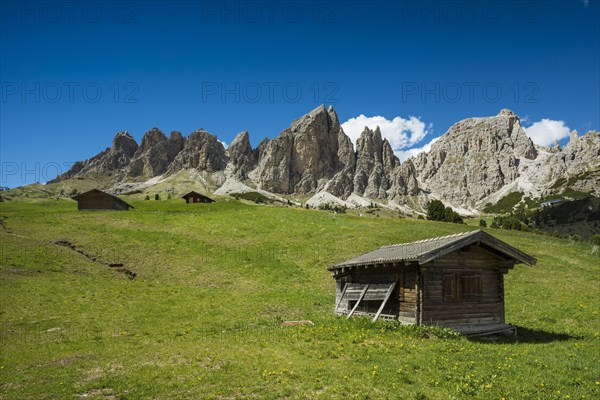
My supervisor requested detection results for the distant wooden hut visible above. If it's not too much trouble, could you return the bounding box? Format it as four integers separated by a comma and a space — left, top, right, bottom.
328, 230, 536, 336
181, 191, 215, 204
73, 189, 133, 211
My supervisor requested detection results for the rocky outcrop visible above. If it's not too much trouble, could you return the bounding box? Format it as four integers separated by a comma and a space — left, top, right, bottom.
323, 136, 356, 198
50, 131, 138, 182
413, 109, 538, 206
225, 131, 256, 180
352, 127, 398, 198
255, 138, 270, 164
389, 160, 419, 199
254, 105, 354, 194
127, 129, 185, 178
557, 130, 600, 176
111, 131, 139, 162
134, 128, 166, 156
523, 130, 600, 197
253, 131, 293, 193
166, 129, 227, 173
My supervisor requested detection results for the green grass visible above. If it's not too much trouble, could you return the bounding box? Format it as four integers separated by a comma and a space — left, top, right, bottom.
1, 198, 599, 399
230, 192, 278, 204
483, 192, 524, 213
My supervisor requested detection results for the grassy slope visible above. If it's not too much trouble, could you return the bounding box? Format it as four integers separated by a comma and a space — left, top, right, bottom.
1, 199, 599, 399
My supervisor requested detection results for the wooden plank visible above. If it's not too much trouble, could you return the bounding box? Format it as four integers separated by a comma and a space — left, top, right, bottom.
373, 281, 398, 322
365, 285, 396, 300
427, 316, 502, 325
417, 270, 422, 325
424, 303, 503, 311
347, 284, 369, 319
334, 282, 350, 312
342, 283, 371, 300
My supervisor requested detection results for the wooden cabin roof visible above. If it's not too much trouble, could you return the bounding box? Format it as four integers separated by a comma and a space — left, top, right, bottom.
73, 189, 134, 209
329, 230, 536, 271
181, 191, 214, 200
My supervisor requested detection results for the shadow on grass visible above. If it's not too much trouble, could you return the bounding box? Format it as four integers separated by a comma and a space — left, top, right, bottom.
514, 326, 582, 343
468, 326, 581, 344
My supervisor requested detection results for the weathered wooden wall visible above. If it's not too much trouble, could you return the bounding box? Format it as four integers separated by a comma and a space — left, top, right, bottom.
182, 192, 214, 204
112, 199, 129, 210
420, 245, 506, 327
78, 192, 115, 210
399, 266, 418, 324
334, 264, 419, 323
335, 278, 348, 312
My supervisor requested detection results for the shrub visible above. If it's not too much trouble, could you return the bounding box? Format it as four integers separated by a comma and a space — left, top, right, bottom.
144, 195, 150, 201
318, 203, 347, 214
479, 219, 487, 228
426, 200, 446, 221
427, 200, 463, 224
155, 194, 160, 201
491, 214, 530, 231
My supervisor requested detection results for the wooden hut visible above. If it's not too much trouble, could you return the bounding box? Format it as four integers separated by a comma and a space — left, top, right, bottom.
73, 189, 133, 211
328, 230, 536, 336
181, 191, 215, 204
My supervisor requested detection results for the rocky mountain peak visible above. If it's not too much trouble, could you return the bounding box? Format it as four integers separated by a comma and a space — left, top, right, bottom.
256, 104, 350, 194
112, 131, 138, 157
50, 130, 139, 182
230, 130, 251, 147
290, 104, 332, 134
570, 129, 579, 143
169, 131, 183, 140
414, 110, 538, 206
226, 131, 256, 179
552, 139, 561, 151
560, 130, 599, 164
327, 105, 340, 130
373, 125, 382, 138
167, 129, 227, 173
134, 128, 167, 158
353, 126, 396, 198
127, 128, 185, 178
498, 108, 516, 117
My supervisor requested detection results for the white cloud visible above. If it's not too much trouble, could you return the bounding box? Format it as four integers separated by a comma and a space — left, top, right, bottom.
341, 114, 432, 158
396, 137, 440, 162
524, 119, 571, 147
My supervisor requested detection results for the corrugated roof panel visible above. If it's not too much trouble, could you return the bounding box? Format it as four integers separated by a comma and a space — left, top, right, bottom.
329, 230, 536, 270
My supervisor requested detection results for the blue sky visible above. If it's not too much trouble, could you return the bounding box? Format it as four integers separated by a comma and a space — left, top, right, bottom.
1, 0, 599, 188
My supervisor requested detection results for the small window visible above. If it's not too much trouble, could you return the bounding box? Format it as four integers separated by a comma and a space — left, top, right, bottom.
444, 272, 482, 300
443, 273, 456, 300
461, 274, 482, 298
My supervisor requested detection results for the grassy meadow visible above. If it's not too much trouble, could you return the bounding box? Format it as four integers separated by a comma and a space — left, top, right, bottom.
0, 197, 599, 399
